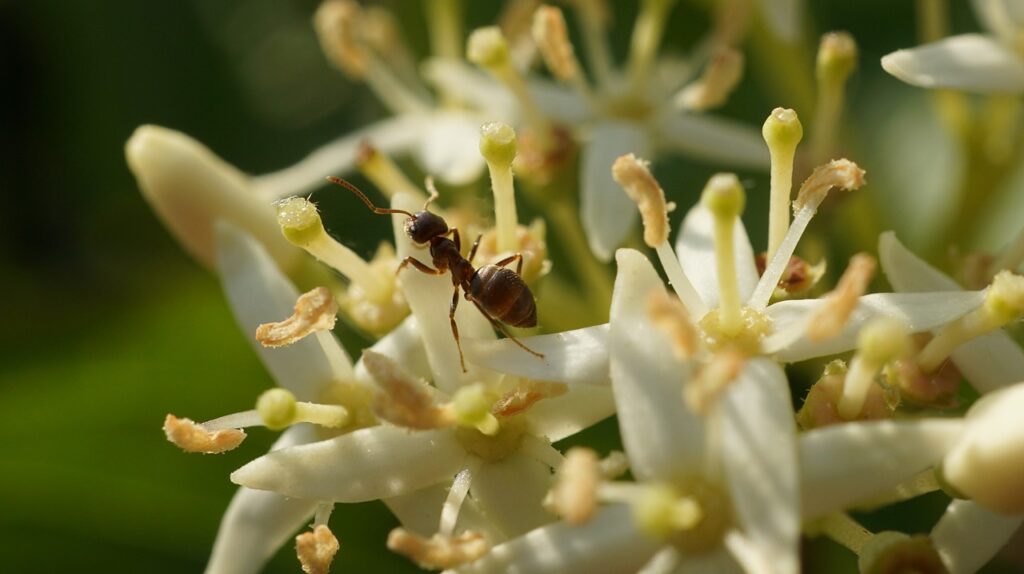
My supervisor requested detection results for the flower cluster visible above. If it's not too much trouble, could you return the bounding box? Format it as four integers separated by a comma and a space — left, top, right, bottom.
127, 1, 1024, 573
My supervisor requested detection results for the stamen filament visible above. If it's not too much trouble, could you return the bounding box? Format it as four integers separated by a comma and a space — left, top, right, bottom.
201, 410, 264, 431
357, 143, 425, 200
762, 108, 804, 261
467, 27, 549, 135
567, 0, 614, 87
657, 242, 710, 318
314, 502, 335, 527
701, 174, 746, 336
627, 0, 678, 95
814, 513, 872, 554
480, 122, 520, 253
440, 461, 480, 537
811, 32, 857, 164
426, 0, 464, 61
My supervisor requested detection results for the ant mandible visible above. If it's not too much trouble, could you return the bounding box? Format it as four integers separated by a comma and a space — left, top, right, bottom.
327, 176, 545, 372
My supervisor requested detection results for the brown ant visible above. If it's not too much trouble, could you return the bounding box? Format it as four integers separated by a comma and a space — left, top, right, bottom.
327, 176, 544, 372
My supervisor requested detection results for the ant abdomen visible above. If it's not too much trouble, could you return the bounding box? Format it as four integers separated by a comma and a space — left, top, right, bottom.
470, 266, 537, 328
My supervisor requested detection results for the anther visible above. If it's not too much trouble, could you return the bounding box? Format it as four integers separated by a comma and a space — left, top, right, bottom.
549, 447, 601, 524
255, 287, 338, 348
685, 350, 746, 415
163, 414, 246, 454
314, 0, 368, 78
837, 317, 910, 420
257, 388, 350, 431
532, 5, 591, 97
806, 253, 876, 342
675, 48, 745, 112
362, 350, 455, 430
647, 290, 699, 360
295, 524, 340, 574
387, 529, 490, 570
490, 379, 567, 418
480, 122, 520, 254
701, 173, 747, 336
762, 108, 804, 262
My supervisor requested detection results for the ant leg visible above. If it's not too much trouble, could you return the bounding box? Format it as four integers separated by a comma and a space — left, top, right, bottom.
450, 286, 467, 373
449, 228, 461, 253
468, 234, 483, 264
493, 253, 524, 276
469, 299, 545, 360
397, 257, 443, 276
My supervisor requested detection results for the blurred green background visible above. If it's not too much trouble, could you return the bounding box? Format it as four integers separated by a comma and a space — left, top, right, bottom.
1, 0, 1021, 572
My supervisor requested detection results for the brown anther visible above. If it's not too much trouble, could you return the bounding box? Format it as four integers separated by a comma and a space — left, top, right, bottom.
162, 414, 246, 454
491, 379, 568, 418
550, 447, 601, 524
599, 450, 630, 479
675, 48, 745, 112
387, 529, 490, 569
314, 0, 368, 78
362, 350, 455, 429
892, 335, 962, 408
685, 350, 747, 415
755, 253, 821, 295
806, 253, 876, 342
513, 123, 577, 187
647, 290, 699, 360
296, 524, 340, 574
793, 159, 865, 210
796, 362, 896, 430
533, 5, 580, 82
612, 153, 669, 247
256, 287, 338, 348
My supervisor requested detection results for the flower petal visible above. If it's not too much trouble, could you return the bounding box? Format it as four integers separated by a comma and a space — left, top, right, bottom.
205, 426, 320, 574
525, 385, 616, 443
655, 109, 769, 170
799, 419, 965, 518
610, 249, 705, 481
470, 453, 554, 539
451, 504, 661, 574
930, 499, 1024, 574
878, 231, 960, 291
676, 204, 759, 309
971, 0, 1024, 44
215, 222, 352, 400
881, 34, 1024, 93
353, 315, 431, 386
582, 122, 653, 262
673, 547, 742, 574
385, 482, 504, 542
463, 325, 611, 387
414, 112, 488, 185
755, 0, 803, 43
765, 291, 985, 362
251, 114, 429, 199
720, 358, 799, 574
231, 426, 465, 502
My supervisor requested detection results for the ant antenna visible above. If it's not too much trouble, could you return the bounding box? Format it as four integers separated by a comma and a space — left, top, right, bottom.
326, 176, 414, 218
423, 176, 440, 211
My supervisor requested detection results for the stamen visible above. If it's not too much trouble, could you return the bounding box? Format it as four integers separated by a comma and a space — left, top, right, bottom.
750, 159, 865, 309
701, 173, 747, 336
633, 484, 703, 540
806, 253, 876, 342
627, 0, 679, 95
426, 0, 464, 61
255, 287, 338, 348
811, 513, 872, 554
549, 447, 601, 524
314, 502, 334, 527
837, 317, 910, 420
491, 379, 567, 418
684, 350, 746, 416
452, 383, 501, 436
674, 48, 745, 112
599, 451, 630, 479
480, 122, 521, 253
917, 271, 1024, 373
356, 142, 424, 201
612, 153, 706, 316
257, 388, 350, 431
362, 350, 455, 430
762, 108, 804, 261
163, 414, 246, 454
993, 225, 1024, 275
532, 6, 591, 98
295, 524, 340, 574
565, 0, 614, 87
387, 529, 489, 570
859, 532, 947, 574
275, 197, 391, 303
811, 32, 858, 163
440, 461, 481, 537
199, 410, 265, 431
646, 291, 699, 360
467, 27, 548, 133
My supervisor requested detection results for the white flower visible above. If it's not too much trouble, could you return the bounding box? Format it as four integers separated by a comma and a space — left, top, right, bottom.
882, 0, 1024, 93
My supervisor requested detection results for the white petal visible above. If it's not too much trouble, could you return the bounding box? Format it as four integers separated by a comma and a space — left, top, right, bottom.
463, 324, 611, 386
720, 358, 799, 574
384, 482, 505, 542
655, 109, 770, 170
879, 231, 1024, 392
525, 385, 616, 443
452, 504, 661, 574
230, 426, 465, 502
674, 547, 742, 574
250, 114, 428, 199
391, 193, 497, 392
676, 204, 759, 309
638, 547, 681, 574
205, 426, 319, 574
470, 453, 554, 539
610, 249, 706, 481
755, 0, 803, 43
126, 125, 302, 271
414, 112, 488, 185
215, 223, 352, 400
353, 315, 431, 386
931, 499, 1024, 574
881, 34, 1024, 93
420, 59, 519, 122
799, 419, 965, 518
581, 122, 653, 262
970, 0, 1024, 46
765, 291, 985, 362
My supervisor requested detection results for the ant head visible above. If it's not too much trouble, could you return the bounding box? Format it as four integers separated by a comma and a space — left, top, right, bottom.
405, 210, 448, 244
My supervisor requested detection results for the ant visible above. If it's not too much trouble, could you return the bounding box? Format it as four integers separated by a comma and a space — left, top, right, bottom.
327, 176, 544, 372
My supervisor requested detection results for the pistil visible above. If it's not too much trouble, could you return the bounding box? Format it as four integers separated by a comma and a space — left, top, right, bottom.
480, 122, 521, 253
837, 317, 910, 420
811, 32, 857, 164
701, 174, 747, 336
257, 388, 351, 431
762, 108, 804, 261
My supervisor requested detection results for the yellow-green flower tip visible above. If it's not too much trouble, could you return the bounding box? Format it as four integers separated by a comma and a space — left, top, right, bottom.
700, 173, 746, 219
479, 122, 518, 167
817, 31, 858, 85
452, 383, 497, 429
858, 532, 945, 574
985, 271, 1024, 322
762, 107, 803, 151
257, 388, 298, 431
276, 197, 324, 247
857, 317, 910, 364
633, 484, 681, 540
467, 26, 509, 70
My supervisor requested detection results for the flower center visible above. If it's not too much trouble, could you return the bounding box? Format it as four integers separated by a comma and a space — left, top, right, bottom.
698, 306, 771, 355
633, 476, 732, 555
316, 381, 378, 437
455, 415, 528, 462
